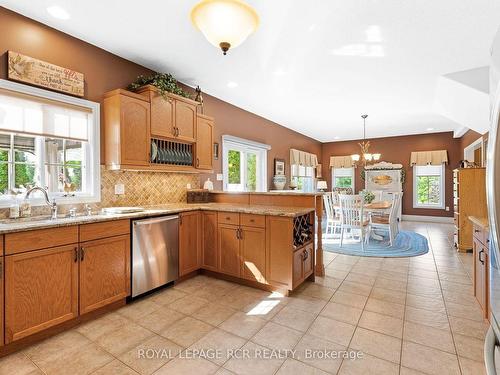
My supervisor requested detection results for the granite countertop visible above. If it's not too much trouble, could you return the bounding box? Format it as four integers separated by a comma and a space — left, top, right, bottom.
0, 203, 315, 234
468, 216, 489, 229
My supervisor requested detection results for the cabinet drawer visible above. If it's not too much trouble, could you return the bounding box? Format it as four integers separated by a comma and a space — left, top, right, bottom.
80, 219, 130, 242
5, 226, 78, 255
240, 214, 265, 228
218, 212, 240, 225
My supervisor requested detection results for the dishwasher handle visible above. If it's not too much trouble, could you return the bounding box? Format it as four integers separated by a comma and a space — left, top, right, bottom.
485, 326, 499, 375
133, 215, 179, 226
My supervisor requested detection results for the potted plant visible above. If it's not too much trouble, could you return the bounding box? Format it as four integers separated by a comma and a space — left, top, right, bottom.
128, 73, 192, 99
360, 189, 375, 204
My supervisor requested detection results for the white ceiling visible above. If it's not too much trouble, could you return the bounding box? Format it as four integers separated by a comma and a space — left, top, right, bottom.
2, 0, 500, 142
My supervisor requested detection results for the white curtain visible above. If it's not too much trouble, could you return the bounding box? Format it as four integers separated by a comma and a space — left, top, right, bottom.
0, 89, 89, 141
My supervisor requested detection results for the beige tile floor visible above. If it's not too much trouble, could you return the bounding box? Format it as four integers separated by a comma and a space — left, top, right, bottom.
0, 221, 490, 375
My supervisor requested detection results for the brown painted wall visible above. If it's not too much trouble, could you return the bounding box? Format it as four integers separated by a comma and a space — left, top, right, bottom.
0, 7, 321, 191
321, 132, 462, 217
195, 93, 322, 190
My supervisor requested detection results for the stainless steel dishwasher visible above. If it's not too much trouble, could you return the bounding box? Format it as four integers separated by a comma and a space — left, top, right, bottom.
131, 215, 179, 298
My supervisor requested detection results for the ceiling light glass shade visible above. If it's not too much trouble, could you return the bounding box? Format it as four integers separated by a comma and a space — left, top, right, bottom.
364, 153, 373, 161
373, 153, 381, 161
351, 154, 360, 162
190, 0, 259, 55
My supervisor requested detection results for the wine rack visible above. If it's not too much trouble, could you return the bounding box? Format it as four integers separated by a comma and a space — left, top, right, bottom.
293, 213, 313, 249
151, 138, 193, 166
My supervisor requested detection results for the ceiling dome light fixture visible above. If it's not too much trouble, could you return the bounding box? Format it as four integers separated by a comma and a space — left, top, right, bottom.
190, 0, 259, 55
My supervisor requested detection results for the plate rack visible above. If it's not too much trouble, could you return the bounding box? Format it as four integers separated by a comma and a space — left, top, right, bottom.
151, 138, 193, 166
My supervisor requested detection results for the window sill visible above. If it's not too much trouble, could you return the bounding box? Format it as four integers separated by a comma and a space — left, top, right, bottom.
0, 194, 100, 209
413, 205, 445, 210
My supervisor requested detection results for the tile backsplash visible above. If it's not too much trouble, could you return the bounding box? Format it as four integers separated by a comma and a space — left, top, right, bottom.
0, 167, 200, 219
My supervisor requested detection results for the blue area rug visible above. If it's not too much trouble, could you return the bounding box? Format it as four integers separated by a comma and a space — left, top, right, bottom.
323, 230, 429, 258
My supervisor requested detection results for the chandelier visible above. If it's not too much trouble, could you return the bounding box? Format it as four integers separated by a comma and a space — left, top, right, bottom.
190, 0, 260, 55
351, 114, 381, 165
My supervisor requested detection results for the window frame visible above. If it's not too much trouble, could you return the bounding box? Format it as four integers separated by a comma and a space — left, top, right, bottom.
331, 167, 355, 190
0, 79, 100, 208
413, 164, 445, 209
222, 135, 269, 192
290, 164, 316, 192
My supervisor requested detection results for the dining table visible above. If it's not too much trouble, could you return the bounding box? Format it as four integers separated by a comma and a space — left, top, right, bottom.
332, 200, 393, 242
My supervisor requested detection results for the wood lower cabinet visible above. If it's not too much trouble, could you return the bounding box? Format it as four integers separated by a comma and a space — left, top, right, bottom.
472, 219, 490, 319
79, 235, 130, 315
179, 211, 201, 276
241, 226, 266, 283
195, 114, 213, 170
0, 258, 4, 347
293, 244, 314, 288
266, 214, 315, 290
218, 224, 241, 277
5, 245, 79, 343
202, 212, 218, 271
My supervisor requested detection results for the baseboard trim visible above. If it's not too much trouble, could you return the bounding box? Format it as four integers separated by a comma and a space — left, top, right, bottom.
402, 215, 454, 223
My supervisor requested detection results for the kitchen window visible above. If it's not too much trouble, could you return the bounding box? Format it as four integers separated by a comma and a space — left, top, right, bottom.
222, 135, 269, 192
413, 164, 445, 209
332, 167, 355, 190
0, 79, 100, 207
291, 165, 315, 192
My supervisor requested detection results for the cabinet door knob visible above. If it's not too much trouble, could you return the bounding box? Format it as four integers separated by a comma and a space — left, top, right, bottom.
196, 158, 200, 167
80, 247, 85, 262
74, 247, 78, 263
479, 249, 485, 265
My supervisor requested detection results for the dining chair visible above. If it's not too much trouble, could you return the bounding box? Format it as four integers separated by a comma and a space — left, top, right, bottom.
368, 192, 401, 246
338, 194, 370, 251
323, 193, 340, 237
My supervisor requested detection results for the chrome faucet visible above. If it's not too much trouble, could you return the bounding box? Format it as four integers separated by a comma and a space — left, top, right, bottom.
25, 187, 58, 219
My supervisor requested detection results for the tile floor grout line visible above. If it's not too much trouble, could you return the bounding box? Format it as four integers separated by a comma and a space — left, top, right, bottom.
428, 223, 465, 375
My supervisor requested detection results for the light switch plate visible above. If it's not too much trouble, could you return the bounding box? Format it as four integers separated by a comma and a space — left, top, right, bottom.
216, 174, 224, 181
115, 183, 125, 195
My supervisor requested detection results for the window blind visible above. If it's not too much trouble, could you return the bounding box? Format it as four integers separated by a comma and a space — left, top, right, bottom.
0, 89, 90, 141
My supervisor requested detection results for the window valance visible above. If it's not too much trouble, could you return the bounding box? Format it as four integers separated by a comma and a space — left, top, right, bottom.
290, 148, 318, 168
410, 150, 448, 166
329, 156, 355, 169
0, 88, 91, 141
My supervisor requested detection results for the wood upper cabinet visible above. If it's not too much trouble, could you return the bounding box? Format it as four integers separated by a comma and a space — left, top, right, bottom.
151, 92, 175, 138
139, 86, 175, 139
175, 99, 197, 142
218, 224, 241, 277
179, 211, 201, 276
79, 235, 130, 315
241, 226, 266, 283
104, 89, 151, 169
5, 245, 79, 343
195, 114, 213, 170
202, 211, 218, 271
